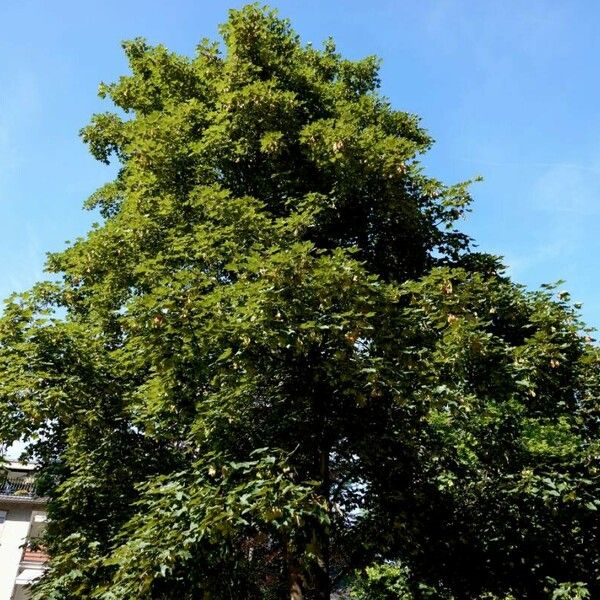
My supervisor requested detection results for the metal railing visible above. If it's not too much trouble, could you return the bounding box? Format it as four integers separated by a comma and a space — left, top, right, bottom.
0, 475, 36, 498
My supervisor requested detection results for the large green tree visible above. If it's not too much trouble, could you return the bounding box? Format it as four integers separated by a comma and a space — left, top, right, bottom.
1, 5, 600, 599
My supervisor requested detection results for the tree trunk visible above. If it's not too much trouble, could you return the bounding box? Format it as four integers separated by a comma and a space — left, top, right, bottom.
312, 447, 331, 600
309, 368, 331, 600
284, 448, 330, 600
286, 538, 305, 600
289, 568, 304, 600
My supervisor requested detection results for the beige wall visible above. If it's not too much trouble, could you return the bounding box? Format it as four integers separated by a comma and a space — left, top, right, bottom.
0, 504, 31, 600
11, 587, 28, 600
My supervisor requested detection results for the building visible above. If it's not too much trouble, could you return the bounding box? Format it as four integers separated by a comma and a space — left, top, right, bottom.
0, 463, 47, 600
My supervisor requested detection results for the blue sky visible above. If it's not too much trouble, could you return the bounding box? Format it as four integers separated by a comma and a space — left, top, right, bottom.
1, 1, 600, 327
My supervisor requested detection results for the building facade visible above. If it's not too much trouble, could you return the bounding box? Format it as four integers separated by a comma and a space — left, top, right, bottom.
0, 463, 47, 600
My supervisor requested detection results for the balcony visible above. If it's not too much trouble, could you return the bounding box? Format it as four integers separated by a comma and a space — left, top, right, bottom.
22, 547, 50, 564
0, 475, 36, 499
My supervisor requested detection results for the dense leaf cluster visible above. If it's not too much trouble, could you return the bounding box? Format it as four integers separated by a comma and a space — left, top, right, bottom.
1, 5, 599, 599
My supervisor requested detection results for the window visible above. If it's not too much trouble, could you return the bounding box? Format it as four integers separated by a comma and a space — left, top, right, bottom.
0, 510, 6, 524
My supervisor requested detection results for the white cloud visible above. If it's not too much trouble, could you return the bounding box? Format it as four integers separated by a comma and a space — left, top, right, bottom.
0, 71, 40, 198
532, 161, 600, 216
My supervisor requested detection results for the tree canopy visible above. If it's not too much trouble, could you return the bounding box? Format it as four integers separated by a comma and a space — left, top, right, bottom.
1, 5, 599, 599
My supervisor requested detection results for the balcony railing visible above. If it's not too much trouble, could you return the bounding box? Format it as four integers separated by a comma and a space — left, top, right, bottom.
0, 475, 36, 498
22, 548, 49, 564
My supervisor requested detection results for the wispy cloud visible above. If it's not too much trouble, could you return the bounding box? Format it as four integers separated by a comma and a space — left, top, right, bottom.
506, 159, 600, 285
422, 0, 570, 64
458, 153, 600, 287
502, 239, 569, 279
532, 161, 600, 216
458, 157, 600, 217
0, 71, 40, 198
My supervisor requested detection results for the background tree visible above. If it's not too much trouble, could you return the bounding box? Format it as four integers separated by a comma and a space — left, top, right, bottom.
0, 5, 599, 599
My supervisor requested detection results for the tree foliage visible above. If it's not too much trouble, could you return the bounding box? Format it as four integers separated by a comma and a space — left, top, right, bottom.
1, 5, 599, 599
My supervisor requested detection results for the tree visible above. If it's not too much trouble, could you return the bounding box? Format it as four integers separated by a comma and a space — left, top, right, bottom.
1, 5, 599, 599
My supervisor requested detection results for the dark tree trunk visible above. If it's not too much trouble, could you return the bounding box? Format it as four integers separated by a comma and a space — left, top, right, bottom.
289, 364, 331, 599
289, 568, 305, 600
309, 366, 331, 600
312, 447, 331, 600
286, 537, 305, 600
